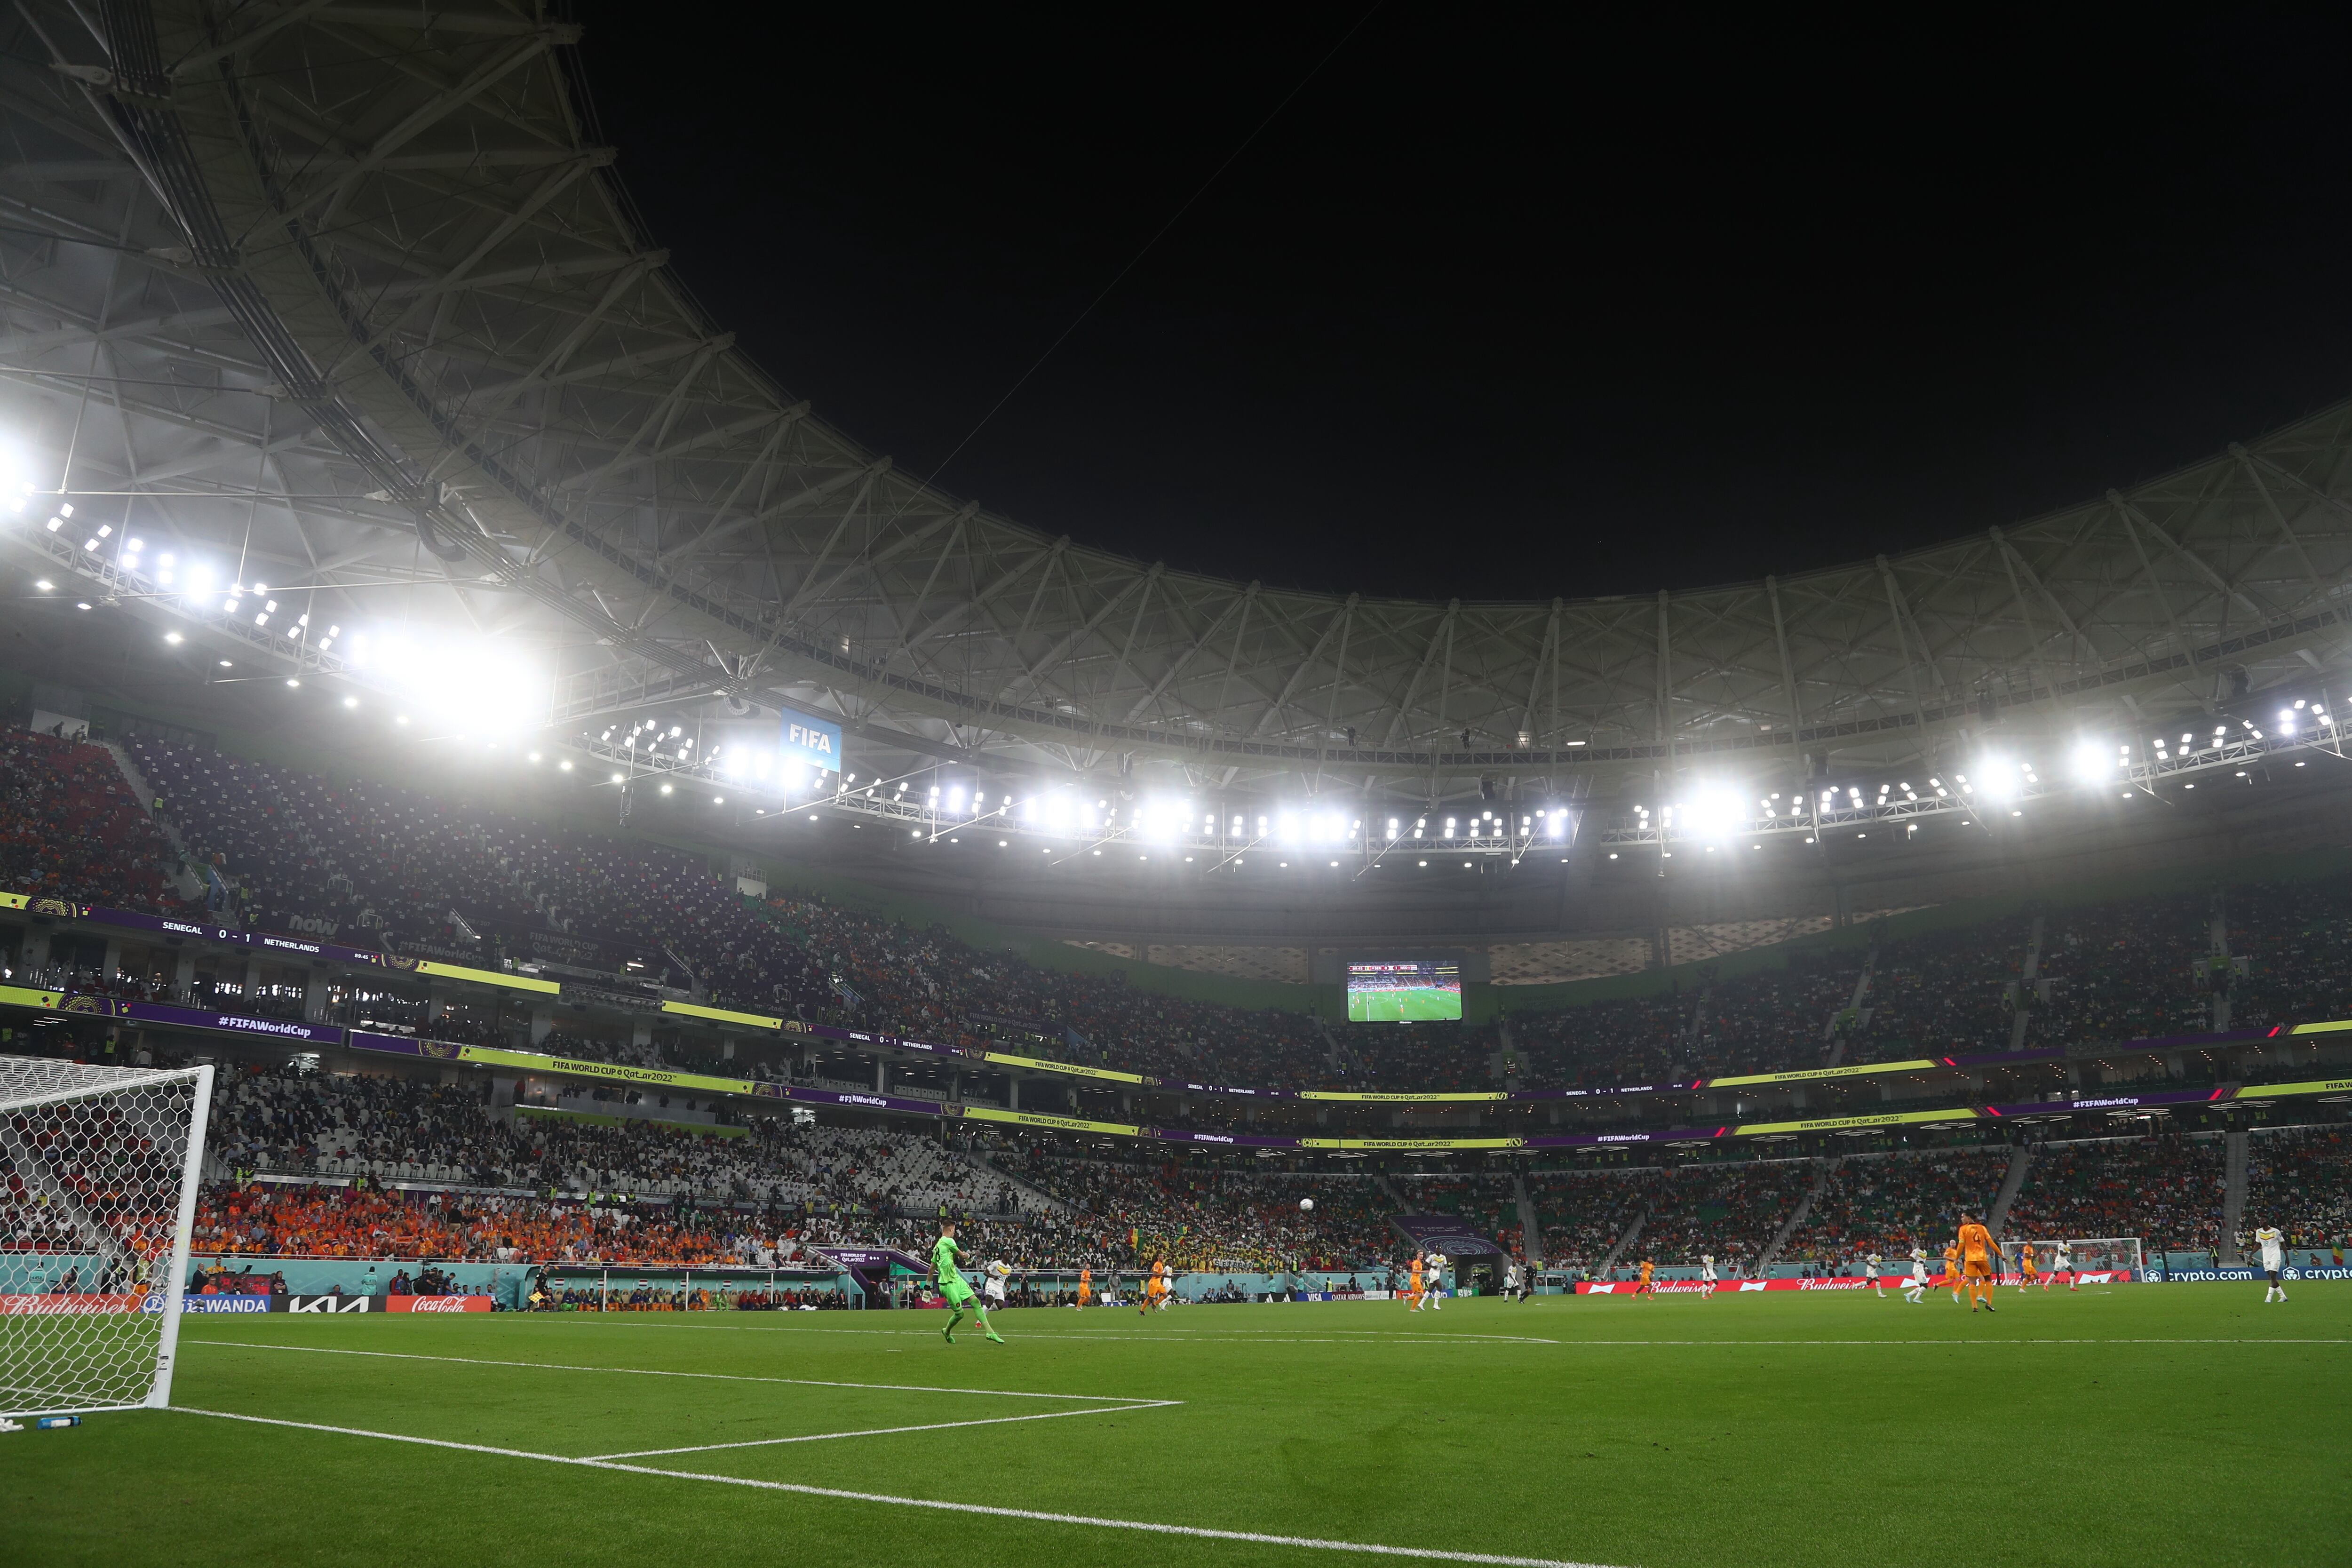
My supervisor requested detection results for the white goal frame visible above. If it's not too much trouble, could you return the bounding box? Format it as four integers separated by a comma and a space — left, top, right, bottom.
0, 1055, 214, 1419
2014, 1236, 2144, 1277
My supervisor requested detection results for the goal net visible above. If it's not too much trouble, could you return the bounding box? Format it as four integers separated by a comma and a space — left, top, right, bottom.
1, 1055, 213, 1419
2015, 1236, 2144, 1279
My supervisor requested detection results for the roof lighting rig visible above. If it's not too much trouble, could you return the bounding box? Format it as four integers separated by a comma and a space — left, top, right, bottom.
1602, 707, 2344, 849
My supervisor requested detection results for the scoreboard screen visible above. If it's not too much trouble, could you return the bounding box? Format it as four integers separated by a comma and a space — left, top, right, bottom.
1345, 960, 1462, 1023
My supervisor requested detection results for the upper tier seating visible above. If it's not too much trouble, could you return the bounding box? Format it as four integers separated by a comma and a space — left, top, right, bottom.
0, 732, 2334, 1093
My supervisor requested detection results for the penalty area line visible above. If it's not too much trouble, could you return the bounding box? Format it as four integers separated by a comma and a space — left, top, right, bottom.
175, 1407, 1621, 1568
516, 1319, 1560, 1346
191, 1339, 1152, 1401
585, 1399, 1182, 1460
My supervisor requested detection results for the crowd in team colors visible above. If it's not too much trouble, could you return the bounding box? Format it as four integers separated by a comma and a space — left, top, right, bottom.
0, 732, 176, 915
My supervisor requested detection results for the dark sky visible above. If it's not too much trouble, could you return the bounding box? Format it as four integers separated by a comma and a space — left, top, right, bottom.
569, 7, 2352, 601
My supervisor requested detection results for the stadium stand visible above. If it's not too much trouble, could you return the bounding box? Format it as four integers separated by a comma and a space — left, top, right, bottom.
1528, 1170, 1647, 1273
1002, 1147, 1396, 1270
0, 730, 175, 914
2243, 1125, 2352, 1250
1777, 1148, 2011, 1267
1391, 1171, 1523, 1255
2002, 1135, 2227, 1253
0, 734, 2320, 1098
1632, 1161, 1817, 1272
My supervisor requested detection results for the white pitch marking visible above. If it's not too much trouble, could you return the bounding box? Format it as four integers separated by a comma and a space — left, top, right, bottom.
193, 1340, 1154, 1401
486, 1319, 1561, 1346
586, 1400, 1180, 1460
175, 1408, 1624, 1568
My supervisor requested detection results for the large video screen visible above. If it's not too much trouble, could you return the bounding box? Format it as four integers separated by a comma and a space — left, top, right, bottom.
1346, 959, 1462, 1023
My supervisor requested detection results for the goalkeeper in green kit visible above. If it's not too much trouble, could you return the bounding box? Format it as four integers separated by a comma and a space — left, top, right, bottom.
933, 1221, 1004, 1344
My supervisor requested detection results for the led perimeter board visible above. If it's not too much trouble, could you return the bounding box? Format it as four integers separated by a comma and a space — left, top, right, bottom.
1346, 960, 1463, 1023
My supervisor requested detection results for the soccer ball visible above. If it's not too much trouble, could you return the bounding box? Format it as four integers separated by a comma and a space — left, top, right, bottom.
1299, 1197, 1315, 1212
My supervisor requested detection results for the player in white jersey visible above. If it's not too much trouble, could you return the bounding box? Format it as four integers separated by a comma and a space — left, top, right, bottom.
1425, 1252, 1446, 1310
2255, 1226, 2288, 1303
1699, 1254, 1717, 1297
2047, 1239, 2074, 1291
1902, 1247, 1929, 1304
982, 1260, 1010, 1307
1865, 1252, 1885, 1297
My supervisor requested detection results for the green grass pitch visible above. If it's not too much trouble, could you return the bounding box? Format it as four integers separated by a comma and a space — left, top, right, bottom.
1348, 985, 1461, 1022
7, 1286, 2348, 1568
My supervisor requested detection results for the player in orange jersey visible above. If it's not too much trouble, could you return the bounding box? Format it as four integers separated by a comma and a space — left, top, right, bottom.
1406, 1252, 1425, 1310
2016, 1242, 2038, 1294
1075, 1266, 1091, 1309
1955, 1213, 2001, 1313
1635, 1257, 1656, 1299
1941, 1242, 1963, 1303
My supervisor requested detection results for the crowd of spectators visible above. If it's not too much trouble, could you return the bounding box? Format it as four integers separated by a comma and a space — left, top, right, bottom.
2243, 1125, 2351, 1250
2002, 1135, 2226, 1252
1002, 1147, 1398, 1270
1529, 1170, 1645, 1272
191, 1183, 779, 1266
0, 731, 175, 913
1392, 1172, 1522, 1256
10, 732, 2352, 1100
1631, 1160, 1817, 1272
1779, 1148, 2011, 1266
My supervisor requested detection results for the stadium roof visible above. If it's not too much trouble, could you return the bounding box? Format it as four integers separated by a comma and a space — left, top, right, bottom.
8, 2, 2352, 808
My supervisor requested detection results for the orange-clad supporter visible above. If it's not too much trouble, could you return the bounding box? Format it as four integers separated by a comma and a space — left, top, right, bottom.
191, 1185, 764, 1267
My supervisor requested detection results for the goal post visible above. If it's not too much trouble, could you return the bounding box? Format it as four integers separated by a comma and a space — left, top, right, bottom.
2014, 1236, 2145, 1279
0, 1054, 214, 1419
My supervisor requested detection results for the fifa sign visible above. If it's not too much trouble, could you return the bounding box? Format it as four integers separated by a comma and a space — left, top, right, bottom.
779, 710, 842, 775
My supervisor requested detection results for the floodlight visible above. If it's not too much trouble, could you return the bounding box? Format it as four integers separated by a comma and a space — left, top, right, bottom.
2069, 743, 2114, 785
164, 632, 181, 645
559, 760, 573, 772
659, 783, 673, 795
1681, 791, 1744, 838
284, 677, 298, 688
342, 696, 356, 708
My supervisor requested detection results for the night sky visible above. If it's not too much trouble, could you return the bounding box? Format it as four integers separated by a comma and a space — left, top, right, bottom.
569, 7, 2352, 602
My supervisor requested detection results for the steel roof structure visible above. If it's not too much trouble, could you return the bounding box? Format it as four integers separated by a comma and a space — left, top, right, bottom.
8, 0, 2352, 821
